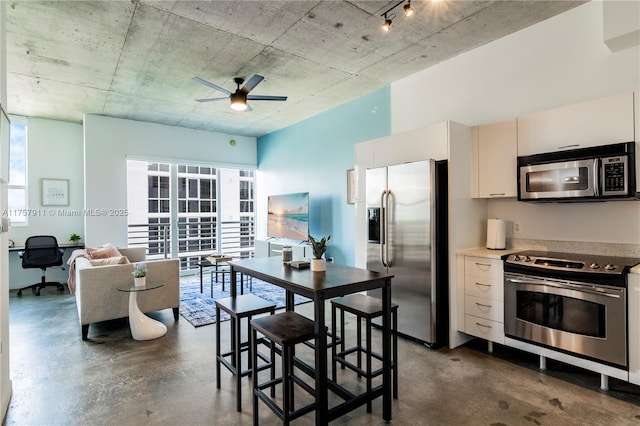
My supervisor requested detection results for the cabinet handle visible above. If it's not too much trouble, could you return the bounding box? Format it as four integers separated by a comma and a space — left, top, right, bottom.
476, 322, 492, 329
475, 282, 491, 287
558, 144, 580, 150
475, 262, 491, 267
489, 193, 505, 196
475, 302, 492, 308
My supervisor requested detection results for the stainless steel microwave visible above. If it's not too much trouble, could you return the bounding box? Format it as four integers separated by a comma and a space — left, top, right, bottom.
517, 142, 639, 202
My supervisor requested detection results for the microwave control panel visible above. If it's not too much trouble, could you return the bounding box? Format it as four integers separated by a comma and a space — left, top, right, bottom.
601, 155, 628, 195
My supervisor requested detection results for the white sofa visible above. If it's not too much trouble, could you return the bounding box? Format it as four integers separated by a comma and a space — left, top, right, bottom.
73, 247, 180, 340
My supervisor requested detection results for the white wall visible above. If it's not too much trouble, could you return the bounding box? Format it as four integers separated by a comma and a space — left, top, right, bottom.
83, 115, 257, 248
390, 1, 640, 249
8, 118, 84, 246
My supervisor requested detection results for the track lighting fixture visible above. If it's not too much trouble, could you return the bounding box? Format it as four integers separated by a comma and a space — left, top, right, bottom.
380, 0, 414, 32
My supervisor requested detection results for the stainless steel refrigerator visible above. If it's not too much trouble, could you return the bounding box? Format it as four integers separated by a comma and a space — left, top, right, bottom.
366, 159, 448, 347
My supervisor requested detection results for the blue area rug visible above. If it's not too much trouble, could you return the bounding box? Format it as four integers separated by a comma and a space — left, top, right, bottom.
179, 273, 310, 327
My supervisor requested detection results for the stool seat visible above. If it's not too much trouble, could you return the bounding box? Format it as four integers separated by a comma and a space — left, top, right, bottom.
251, 311, 318, 425
251, 311, 316, 346
216, 294, 275, 316
331, 293, 398, 317
216, 294, 276, 412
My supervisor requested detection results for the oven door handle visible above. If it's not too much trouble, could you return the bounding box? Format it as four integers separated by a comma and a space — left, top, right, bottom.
506, 277, 622, 299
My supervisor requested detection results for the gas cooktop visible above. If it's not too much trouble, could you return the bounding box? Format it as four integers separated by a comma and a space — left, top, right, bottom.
505, 250, 640, 276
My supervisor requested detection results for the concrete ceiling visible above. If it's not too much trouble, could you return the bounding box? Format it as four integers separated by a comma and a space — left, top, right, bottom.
5, 0, 585, 137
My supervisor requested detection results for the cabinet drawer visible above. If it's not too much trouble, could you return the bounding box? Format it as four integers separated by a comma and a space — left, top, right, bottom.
465, 295, 504, 322
465, 315, 505, 344
465, 275, 504, 301
464, 257, 503, 281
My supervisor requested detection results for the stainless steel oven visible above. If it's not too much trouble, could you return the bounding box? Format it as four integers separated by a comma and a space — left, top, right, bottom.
504, 251, 640, 368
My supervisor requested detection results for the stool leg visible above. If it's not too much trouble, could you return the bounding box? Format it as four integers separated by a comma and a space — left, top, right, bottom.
366, 317, 372, 413
252, 327, 259, 426
357, 314, 362, 378
393, 309, 398, 399
246, 317, 253, 377
270, 339, 276, 398
235, 316, 242, 412
216, 305, 221, 389
289, 344, 295, 413
331, 303, 337, 381
340, 307, 345, 370
282, 344, 291, 421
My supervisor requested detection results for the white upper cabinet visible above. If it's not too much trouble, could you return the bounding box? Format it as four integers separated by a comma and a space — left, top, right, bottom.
517, 92, 635, 156
472, 119, 518, 198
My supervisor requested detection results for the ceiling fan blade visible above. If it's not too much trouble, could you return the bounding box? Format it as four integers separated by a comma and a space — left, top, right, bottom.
196, 97, 229, 103
192, 77, 231, 95
246, 103, 253, 112
247, 95, 288, 101
241, 74, 264, 94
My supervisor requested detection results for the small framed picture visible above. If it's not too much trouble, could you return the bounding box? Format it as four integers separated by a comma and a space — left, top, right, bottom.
347, 169, 356, 204
42, 178, 69, 206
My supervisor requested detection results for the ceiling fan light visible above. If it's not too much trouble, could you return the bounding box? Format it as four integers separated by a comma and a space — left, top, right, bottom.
230, 93, 247, 111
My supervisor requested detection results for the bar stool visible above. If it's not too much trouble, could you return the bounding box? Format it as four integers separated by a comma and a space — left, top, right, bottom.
330, 294, 399, 412
215, 294, 276, 412
250, 311, 318, 425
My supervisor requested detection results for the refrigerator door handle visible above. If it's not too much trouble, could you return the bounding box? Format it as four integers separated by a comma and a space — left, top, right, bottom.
384, 189, 391, 267
380, 190, 387, 267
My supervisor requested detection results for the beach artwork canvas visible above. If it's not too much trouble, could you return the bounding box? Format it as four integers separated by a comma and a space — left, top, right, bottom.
267, 192, 309, 241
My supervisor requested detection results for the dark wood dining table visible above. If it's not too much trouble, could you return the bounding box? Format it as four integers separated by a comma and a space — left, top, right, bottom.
228, 256, 394, 424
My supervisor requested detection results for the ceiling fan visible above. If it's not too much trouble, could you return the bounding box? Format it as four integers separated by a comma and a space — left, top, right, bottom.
192, 74, 287, 112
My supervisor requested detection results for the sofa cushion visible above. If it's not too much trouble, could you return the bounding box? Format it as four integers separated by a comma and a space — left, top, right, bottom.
89, 256, 130, 266
87, 243, 122, 259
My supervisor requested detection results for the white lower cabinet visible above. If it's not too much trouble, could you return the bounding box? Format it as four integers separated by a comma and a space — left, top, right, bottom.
460, 255, 505, 344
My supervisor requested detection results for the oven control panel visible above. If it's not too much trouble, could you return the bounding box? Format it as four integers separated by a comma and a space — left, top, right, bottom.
505, 252, 637, 276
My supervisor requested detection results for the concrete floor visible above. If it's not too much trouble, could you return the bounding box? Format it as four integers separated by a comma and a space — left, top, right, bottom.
4, 286, 640, 425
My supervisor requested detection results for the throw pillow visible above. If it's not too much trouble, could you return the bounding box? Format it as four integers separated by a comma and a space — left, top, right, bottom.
87, 243, 122, 259
89, 256, 130, 266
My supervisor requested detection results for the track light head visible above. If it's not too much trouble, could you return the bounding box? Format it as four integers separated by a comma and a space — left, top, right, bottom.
404, 1, 414, 17
382, 17, 392, 32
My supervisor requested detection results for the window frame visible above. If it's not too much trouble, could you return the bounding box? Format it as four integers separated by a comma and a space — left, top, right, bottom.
7, 115, 28, 226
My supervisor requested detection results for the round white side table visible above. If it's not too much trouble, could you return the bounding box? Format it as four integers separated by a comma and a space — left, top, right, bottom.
117, 283, 167, 340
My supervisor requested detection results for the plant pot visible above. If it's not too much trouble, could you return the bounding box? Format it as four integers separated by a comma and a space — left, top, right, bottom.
134, 277, 146, 288
310, 258, 326, 272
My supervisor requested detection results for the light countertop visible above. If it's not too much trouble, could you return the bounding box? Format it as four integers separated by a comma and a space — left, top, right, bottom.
456, 247, 522, 260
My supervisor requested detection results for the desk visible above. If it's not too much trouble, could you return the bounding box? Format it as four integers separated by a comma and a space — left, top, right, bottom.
117, 283, 167, 340
229, 257, 393, 424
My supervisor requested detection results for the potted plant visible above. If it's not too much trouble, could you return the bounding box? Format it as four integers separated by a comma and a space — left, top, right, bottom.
69, 233, 82, 244
133, 262, 147, 287
308, 234, 330, 272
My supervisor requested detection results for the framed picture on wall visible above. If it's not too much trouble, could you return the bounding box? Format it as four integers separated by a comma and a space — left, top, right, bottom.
42, 178, 69, 206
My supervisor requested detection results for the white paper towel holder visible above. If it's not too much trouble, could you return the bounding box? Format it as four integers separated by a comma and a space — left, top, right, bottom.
486, 218, 506, 250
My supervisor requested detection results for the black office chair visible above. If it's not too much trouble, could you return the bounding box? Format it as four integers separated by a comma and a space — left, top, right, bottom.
17, 235, 65, 297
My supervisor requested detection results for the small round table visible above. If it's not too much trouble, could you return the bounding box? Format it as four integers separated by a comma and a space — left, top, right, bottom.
117, 283, 167, 340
